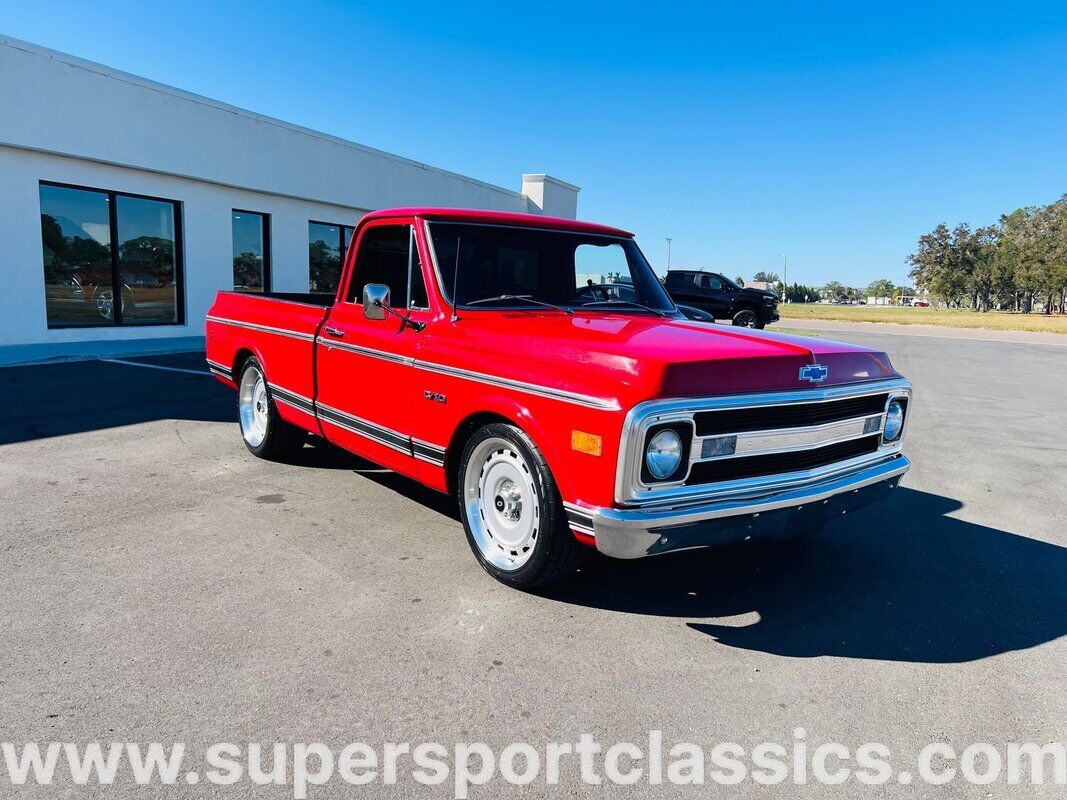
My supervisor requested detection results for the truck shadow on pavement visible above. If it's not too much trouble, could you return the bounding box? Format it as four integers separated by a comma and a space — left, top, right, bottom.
277, 440, 461, 521
542, 488, 1066, 664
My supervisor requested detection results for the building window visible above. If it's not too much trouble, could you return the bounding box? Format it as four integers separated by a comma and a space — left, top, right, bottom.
309, 220, 354, 294
232, 210, 270, 292
39, 182, 182, 328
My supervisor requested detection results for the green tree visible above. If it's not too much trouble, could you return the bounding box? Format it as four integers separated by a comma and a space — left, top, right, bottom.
822, 281, 847, 300
752, 271, 780, 284
997, 201, 1067, 313
233, 251, 265, 290
968, 226, 1001, 311
865, 278, 895, 299
907, 223, 971, 307
309, 239, 340, 293
784, 283, 820, 303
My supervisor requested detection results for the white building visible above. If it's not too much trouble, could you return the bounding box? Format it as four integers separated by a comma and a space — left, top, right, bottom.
0, 36, 580, 365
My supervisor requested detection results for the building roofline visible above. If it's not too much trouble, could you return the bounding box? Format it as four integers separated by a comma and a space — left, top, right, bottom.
522, 173, 582, 192
0, 35, 526, 202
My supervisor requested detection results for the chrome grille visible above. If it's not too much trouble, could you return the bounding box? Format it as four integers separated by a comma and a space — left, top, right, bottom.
687, 434, 881, 485
616, 378, 912, 506
693, 393, 889, 436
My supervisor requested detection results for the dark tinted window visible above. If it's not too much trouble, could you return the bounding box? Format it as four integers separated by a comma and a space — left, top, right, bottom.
39, 183, 181, 328
700, 274, 723, 291
347, 225, 410, 306
115, 195, 179, 324
233, 211, 269, 292
431, 223, 674, 312
40, 184, 113, 326
309, 222, 341, 293
308, 222, 355, 293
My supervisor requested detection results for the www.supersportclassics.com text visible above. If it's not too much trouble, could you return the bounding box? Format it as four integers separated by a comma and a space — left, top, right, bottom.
3, 731, 1064, 797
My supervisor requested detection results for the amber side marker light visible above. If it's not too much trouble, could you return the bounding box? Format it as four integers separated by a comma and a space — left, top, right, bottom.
571, 430, 602, 457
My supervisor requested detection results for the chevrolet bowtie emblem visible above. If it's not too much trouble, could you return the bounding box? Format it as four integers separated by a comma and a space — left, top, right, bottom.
798, 363, 829, 383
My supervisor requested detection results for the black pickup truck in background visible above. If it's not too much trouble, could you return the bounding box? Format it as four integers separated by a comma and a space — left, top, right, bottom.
663, 269, 780, 328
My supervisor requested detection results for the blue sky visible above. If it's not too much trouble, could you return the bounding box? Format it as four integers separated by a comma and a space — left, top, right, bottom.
5, 0, 1066, 286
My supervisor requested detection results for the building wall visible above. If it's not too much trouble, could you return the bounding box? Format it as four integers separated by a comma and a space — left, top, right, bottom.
0, 146, 380, 348
0, 36, 580, 360
0, 36, 535, 215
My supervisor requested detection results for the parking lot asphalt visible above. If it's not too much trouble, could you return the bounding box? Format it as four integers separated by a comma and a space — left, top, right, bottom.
1, 333, 1065, 798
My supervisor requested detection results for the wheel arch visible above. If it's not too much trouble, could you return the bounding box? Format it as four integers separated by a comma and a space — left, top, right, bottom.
443, 403, 572, 500
231, 346, 260, 382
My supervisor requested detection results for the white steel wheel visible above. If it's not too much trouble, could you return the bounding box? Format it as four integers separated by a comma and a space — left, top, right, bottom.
463, 437, 541, 572
239, 364, 269, 448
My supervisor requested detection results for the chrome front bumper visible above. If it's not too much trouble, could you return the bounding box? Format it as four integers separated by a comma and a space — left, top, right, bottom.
585, 454, 910, 559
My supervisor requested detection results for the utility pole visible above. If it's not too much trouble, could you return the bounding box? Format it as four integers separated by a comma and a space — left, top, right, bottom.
665, 237, 673, 271
778, 253, 788, 302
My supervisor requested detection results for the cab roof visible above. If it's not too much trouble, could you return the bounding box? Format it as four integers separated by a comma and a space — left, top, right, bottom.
359, 207, 633, 238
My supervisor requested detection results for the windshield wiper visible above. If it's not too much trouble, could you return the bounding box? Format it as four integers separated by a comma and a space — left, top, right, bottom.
578, 299, 670, 316
465, 294, 573, 316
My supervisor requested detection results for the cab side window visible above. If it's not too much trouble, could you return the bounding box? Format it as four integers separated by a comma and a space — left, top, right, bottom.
346, 225, 411, 306
409, 229, 428, 309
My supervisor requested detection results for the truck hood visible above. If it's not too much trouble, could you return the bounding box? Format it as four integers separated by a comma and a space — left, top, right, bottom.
437, 312, 899, 405
739, 287, 778, 304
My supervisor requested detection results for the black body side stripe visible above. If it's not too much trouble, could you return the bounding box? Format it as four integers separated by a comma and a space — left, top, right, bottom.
564, 506, 596, 533
316, 402, 413, 454
206, 358, 232, 379
412, 440, 446, 466
259, 381, 449, 467
270, 386, 315, 414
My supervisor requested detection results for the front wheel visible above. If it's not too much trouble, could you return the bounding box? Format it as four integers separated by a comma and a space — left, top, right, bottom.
732, 308, 763, 328
458, 423, 589, 589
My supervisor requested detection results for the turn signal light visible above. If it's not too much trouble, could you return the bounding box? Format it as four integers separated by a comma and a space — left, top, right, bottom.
571, 430, 602, 457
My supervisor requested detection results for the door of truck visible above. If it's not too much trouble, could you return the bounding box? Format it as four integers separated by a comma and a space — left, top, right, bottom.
314, 219, 431, 473
700, 273, 735, 318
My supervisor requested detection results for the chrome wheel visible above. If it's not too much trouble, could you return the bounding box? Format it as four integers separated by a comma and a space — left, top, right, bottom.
463, 437, 540, 572
239, 364, 269, 448
96, 288, 114, 319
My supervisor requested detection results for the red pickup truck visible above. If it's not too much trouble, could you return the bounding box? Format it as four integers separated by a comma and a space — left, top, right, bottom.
206, 208, 911, 589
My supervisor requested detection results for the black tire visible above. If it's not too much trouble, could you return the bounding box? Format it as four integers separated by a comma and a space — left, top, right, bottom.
236, 357, 306, 460
457, 423, 590, 589
732, 308, 763, 328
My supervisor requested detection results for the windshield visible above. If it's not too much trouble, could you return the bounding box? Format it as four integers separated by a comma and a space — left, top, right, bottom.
428, 223, 676, 313
720, 274, 741, 291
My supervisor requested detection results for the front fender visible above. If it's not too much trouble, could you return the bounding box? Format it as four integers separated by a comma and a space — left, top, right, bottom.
441, 391, 625, 509
458, 392, 578, 501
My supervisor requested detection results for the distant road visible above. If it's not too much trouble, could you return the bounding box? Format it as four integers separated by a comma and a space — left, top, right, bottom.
778, 303, 1067, 336
776, 316, 1067, 347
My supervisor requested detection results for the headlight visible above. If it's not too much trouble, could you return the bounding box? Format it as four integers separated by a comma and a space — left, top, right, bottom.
883, 401, 905, 442
646, 429, 683, 479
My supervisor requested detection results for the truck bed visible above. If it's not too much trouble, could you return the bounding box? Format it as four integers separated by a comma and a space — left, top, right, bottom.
205, 290, 334, 430
256, 291, 335, 307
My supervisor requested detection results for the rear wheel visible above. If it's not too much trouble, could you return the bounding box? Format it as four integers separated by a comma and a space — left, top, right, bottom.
237, 357, 305, 459
732, 308, 763, 328
458, 423, 589, 589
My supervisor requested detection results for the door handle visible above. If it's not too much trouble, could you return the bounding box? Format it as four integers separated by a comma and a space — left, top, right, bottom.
323, 326, 345, 338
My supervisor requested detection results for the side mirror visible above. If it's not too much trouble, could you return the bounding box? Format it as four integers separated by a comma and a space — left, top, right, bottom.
363, 284, 389, 321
